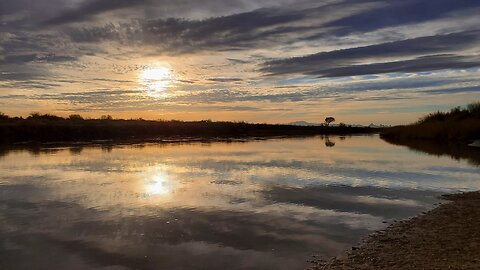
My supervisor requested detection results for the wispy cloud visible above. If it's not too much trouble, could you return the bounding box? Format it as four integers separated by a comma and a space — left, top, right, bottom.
261, 30, 480, 77
1, 0, 479, 123
43, 0, 150, 26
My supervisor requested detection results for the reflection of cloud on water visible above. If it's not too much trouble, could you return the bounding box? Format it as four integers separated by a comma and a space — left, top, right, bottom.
0, 136, 479, 269
0, 183, 369, 270
263, 185, 441, 220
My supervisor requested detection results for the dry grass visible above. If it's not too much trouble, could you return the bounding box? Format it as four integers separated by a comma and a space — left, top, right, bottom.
381, 102, 480, 142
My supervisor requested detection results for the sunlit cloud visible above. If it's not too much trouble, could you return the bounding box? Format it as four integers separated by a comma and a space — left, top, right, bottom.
139, 65, 173, 95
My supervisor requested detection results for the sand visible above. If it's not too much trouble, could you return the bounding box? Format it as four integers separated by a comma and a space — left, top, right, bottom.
311, 192, 480, 270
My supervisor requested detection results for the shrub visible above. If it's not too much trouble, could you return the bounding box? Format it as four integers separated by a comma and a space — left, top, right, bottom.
382, 102, 480, 142
467, 102, 480, 116
68, 114, 84, 120
28, 113, 64, 120
101, 115, 113, 120
0, 112, 9, 120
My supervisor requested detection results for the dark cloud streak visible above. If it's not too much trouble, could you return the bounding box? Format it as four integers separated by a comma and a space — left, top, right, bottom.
325, 0, 480, 34
65, 7, 312, 53
43, 0, 149, 26
261, 30, 480, 77
1, 54, 77, 64
310, 55, 480, 78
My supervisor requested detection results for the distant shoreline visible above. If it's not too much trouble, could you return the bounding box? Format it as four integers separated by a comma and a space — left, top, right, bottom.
313, 191, 480, 269
4, 134, 376, 146
0, 117, 379, 145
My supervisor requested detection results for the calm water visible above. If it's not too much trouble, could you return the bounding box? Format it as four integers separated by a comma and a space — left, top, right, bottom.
1, 135, 479, 270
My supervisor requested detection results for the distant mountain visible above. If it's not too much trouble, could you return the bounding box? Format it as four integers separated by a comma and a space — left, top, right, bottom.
368, 123, 390, 128
288, 121, 323, 126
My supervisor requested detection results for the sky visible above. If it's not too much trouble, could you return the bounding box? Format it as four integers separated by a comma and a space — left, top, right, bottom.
1, 0, 479, 125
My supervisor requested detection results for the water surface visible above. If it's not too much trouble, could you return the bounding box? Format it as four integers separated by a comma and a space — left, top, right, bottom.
1, 135, 479, 270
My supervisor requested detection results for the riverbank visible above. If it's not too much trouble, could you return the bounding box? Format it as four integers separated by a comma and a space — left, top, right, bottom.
380, 102, 480, 142
312, 191, 480, 270
0, 115, 378, 144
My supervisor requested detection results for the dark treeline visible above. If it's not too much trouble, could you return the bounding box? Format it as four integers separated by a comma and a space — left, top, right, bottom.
0, 113, 378, 144
381, 102, 480, 142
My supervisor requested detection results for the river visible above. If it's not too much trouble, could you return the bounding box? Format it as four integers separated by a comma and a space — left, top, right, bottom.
0, 135, 479, 269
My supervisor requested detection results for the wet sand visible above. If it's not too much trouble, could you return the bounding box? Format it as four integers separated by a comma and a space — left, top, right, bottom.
312, 192, 480, 270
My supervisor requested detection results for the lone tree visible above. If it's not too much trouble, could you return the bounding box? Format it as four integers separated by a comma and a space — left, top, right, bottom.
325, 117, 335, 126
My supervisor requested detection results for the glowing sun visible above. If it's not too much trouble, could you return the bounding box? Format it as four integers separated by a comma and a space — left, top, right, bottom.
139, 66, 172, 92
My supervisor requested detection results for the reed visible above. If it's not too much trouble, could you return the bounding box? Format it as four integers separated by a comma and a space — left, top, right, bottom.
381, 102, 480, 142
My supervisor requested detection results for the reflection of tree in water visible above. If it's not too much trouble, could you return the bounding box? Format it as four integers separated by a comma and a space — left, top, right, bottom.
325, 137, 336, 147
69, 147, 83, 155
102, 145, 113, 153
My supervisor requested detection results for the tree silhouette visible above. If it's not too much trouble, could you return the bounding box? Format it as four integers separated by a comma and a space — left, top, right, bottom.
68, 114, 84, 120
325, 117, 335, 126
325, 137, 335, 147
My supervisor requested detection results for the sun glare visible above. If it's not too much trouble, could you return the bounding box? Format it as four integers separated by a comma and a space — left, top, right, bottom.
139, 66, 172, 93
146, 173, 172, 196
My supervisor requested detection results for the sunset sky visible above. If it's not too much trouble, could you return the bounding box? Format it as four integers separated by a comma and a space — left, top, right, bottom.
1, 0, 479, 124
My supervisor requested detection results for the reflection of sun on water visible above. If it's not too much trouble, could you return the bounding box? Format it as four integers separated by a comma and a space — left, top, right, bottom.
146, 172, 172, 196
139, 66, 172, 94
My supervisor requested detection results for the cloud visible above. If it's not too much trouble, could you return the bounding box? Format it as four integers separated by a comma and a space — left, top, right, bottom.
34, 89, 143, 105
1, 54, 77, 64
208, 77, 244, 83
324, 0, 480, 34
38, 0, 319, 26
1, 0, 480, 121
261, 30, 480, 77
60, 1, 386, 54
43, 0, 150, 26
57, 0, 480, 56
227, 58, 250, 64
421, 85, 480, 95
306, 54, 480, 78
65, 7, 311, 53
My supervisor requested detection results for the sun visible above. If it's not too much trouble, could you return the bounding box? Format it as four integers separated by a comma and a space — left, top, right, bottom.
139, 66, 172, 92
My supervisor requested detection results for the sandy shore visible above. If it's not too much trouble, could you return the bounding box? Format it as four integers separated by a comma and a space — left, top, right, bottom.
312, 192, 480, 270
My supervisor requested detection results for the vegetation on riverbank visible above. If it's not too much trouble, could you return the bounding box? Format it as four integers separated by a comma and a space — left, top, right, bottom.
0, 113, 378, 144
381, 102, 480, 142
